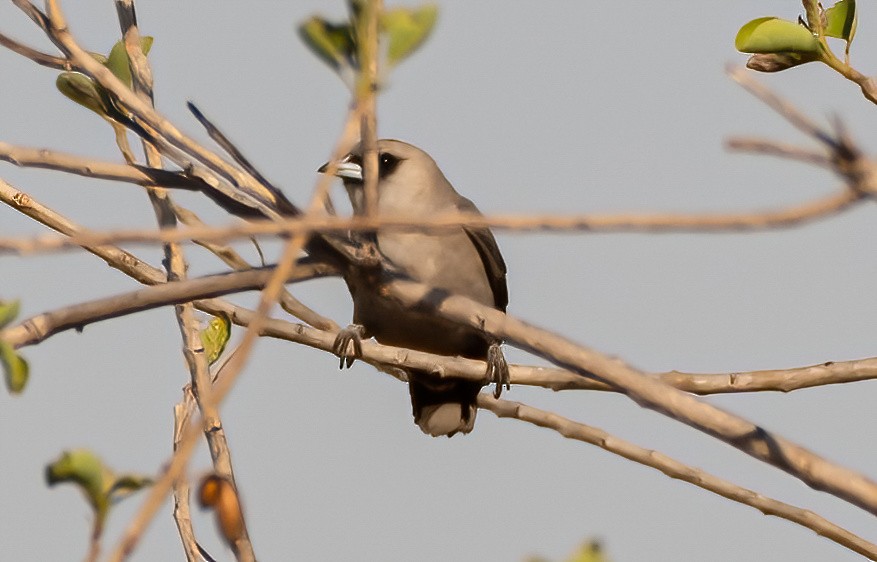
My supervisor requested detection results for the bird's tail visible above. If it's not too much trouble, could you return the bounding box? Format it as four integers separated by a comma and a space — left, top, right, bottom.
408, 375, 482, 437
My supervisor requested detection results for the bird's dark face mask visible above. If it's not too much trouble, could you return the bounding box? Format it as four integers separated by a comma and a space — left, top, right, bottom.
320, 151, 403, 215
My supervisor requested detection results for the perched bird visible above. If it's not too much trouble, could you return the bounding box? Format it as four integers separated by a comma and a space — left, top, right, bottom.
320, 139, 509, 437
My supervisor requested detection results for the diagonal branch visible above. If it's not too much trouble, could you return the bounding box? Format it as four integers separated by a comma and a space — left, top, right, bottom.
479, 394, 877, 560
34, 0, 282, 213
0, 31, 66, 68
0, 141, 279, 220
0, 177, 165, 284
384, 276, 877, 516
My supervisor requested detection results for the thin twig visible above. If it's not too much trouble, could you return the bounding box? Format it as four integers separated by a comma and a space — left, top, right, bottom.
726, 138, 833, 168
728, 66, 838, 147
479, 395, 877, 560
10, 0, 50, 32
185, 102, 286, 204
0, 142, 205, 189
38, 0, 282, 215
0, 141, 279, 219
0, 31, 66, 69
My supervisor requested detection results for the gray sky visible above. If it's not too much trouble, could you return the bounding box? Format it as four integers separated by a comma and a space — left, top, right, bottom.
3, 1, 877, 561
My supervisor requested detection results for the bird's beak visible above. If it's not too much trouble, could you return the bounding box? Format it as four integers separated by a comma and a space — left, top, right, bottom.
317, 157, 363, 182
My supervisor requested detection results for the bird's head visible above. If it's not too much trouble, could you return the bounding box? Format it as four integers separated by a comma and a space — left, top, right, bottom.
319, 139, 456, 215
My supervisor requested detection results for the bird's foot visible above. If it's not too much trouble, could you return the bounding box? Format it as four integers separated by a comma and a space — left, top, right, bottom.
345, 237, 382, 270
333, 324, 365, 369
486, 342, 510, 398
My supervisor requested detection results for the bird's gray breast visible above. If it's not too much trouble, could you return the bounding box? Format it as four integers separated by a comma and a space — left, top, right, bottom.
350, 229, 494, 357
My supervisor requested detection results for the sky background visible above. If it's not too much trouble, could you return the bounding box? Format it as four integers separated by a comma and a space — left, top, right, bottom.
2, 1, 877, 561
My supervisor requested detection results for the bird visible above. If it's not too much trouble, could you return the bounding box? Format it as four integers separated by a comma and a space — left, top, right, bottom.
319, 139, 509, 437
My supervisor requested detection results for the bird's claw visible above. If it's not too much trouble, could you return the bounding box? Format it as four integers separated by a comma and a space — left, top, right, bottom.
486, 342, 510, 398
333, 324, 365, 369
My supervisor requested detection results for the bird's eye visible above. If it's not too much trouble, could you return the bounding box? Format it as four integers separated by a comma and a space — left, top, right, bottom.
378, 153, 401, 177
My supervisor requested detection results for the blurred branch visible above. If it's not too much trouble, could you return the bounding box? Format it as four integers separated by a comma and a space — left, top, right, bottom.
729, 65, 838, 145
172, 204, 338, 331
113, 2, 255, 559
479, 394, 877, 560
726, 138, 833, 167
0, 187, 863, 255
355, 0, 381, 216
107, 24, 367, 562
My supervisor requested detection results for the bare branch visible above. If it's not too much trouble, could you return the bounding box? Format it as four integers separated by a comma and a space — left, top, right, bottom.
171, 387, 200, 562
10, 0, 50, 33
185, 102, 287, 206
0, 177, 166, 283
10, 170, 871, 397
728, 66, 839, 147
356, 0, 382, 216
0, 31, 65, 69
0, 187, 863, 256
0, 262, 333, 349
0, 142, 202, 189
385, 276, 877, 516
37, 0, 282, 215
479, 395, 877, 560
726, 138, 833, 168
172, 204, 338, 331
116, 1, 260, 556
0, 141, 281, 219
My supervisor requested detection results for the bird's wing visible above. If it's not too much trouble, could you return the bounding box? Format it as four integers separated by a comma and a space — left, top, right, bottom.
455, 196, 508, 312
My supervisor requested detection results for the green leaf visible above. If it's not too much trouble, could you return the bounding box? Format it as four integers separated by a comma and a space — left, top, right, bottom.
298, 16, 356, 72
735, 17, 820, 54
88, 51, 109, 65
45, 449, 151, 535
824, 0, 857, 42
104, 36, 154, 87
108, 473, 153, 502
200, 312, 231, 365
57, 37, 154, 118
565, 540, 610, 562
0, 340, 28, 394
381, 4, 438, 66
0, 299, 20, 329
56, 71, 113, 118
45, 449, 113, 518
